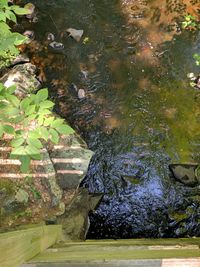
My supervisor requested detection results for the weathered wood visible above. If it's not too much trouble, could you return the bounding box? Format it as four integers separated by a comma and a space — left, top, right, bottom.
27, 238, 200, 265
22, 258, 200, 267
0, 225, 62, 267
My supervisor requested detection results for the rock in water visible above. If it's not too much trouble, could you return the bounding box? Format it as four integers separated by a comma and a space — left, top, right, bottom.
49, 41, 64, 50
24, 3, 36, 19
0, 63, 41, 98
78, 89, 86, 99
169, 164, 200, 187
47, 32, 55, 41
23, 30, 35, 43
67, 28, 84, 42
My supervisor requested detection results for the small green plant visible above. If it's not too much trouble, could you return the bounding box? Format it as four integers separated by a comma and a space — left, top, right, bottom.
182, 14, 199, 31
0, 0, 30, 68
0, 83, 74, 172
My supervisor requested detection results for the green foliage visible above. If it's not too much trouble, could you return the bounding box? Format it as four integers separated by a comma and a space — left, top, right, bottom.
182, 14, 199, 31
0, 83, 74, 172
193, 53, 200, 66
0, 0, 30, 68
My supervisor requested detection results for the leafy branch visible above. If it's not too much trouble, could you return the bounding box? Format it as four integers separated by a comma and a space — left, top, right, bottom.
0, 83, 74, 172
0, 0, 31, 68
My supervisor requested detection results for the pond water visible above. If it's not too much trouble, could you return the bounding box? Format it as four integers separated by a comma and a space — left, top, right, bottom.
25, 0, 200, 238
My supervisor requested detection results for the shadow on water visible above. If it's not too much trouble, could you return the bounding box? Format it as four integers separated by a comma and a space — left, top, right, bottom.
24, 0, 200, 238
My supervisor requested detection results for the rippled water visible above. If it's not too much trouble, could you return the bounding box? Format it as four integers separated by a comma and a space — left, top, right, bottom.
26, 0, 200, 238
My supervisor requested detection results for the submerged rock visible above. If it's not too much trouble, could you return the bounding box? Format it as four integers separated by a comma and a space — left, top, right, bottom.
49, 41, 64, 50
67, 28, 84, 42
78, 89, 86, 99
46, 32, 55, 41
23, 30, 35, 43
169, 164, 200, 187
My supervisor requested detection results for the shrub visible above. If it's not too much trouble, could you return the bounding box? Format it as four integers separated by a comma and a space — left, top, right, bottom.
0, 83, 74, 172
0, 0, 30, 68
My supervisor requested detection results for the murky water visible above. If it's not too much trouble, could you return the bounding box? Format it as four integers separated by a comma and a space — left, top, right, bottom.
25, 0, 200, 238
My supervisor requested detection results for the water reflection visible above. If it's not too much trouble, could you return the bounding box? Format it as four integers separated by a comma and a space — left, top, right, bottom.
27, 0, 200, 238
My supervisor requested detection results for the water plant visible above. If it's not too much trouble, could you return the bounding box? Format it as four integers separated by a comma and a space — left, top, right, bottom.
0, 83, 74, 172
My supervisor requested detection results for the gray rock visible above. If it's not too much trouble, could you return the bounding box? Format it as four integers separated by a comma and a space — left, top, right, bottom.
23, 30, 35, 43
10, 54, 30, 66
57, 188, 103, 240
48, 133, 93, 190
15, 189, 29, 204
49, 41, 64, 50
0, 63, 41, 97
47, 33, 55, 41
67, 28, 84, 42
169, 164, 199, 187
78, 89, 86, 99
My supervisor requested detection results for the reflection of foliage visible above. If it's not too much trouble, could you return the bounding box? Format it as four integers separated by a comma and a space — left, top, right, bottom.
0, 0, 30, 68
182, 14, 199, 30
0, 83, 74, 172
193, 53, 200, 66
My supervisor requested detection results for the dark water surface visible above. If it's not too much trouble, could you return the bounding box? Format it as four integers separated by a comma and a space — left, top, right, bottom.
27, 0, 200, 238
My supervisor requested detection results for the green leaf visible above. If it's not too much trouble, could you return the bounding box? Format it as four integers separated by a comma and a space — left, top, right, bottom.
25, 104, 36, 115
38, 127, 49, 141
0, 125, 4, 138
11, 146, 26, 155
29, 130, 41, 139
39, 100, 54, 109
38, 108, 52, 115
11, 137, 24, 148
3, 125, 15, 134
49, 128, 59, 144
20, 98, 31, 111
7, 85, 16, 94
5, 94, 20, 107
19, 155, 31, 173
51, 118, 64, 128
35, 89, 48, 103
38, 115, 44, 126
25, 144, 40, 156
10, 5, 32, 15
43, 117, 54, 127
56, 124, 74, 135
27, 136, 43, 149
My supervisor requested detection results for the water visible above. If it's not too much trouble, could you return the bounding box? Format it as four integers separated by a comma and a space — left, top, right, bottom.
26, 0, 200, 238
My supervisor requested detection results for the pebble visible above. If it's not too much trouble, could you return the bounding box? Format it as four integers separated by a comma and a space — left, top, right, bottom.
78, 89, 86, 99
49, 41, 64, 50
23, 30, 35, 43
47, 32, 55, 41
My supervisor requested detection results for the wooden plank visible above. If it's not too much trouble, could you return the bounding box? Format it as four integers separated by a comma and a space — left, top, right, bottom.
28, 238, 200, 264
22, 258, 200, 267
0, 225, 62, 267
